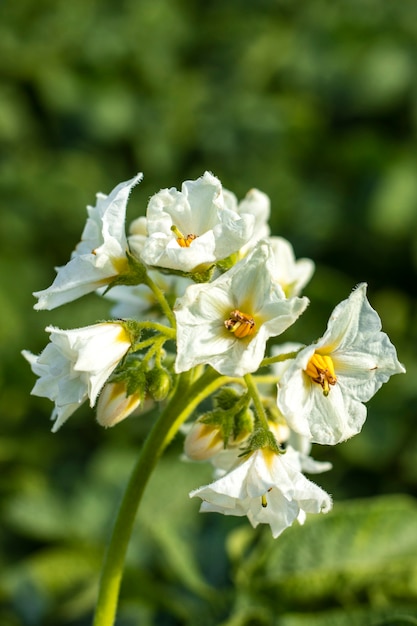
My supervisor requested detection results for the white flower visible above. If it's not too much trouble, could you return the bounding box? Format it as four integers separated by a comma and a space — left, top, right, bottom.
139, 171, 254, 273
34, 174, 143, 310
268, 236, 315, 297
174, 242, 308, 377
190, 447, 332, 539
223, 187, 271, 256
277, 283, 406, 445
22, 322, 132, 431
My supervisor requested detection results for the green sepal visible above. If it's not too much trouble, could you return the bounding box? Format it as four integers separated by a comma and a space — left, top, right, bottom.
199, 405, 254, 449
105, 251, 148, 291
119, 319, 143, 350
213, 387, 242, 410
199, 409, 234, 447
215, 252, 239, 274
110, 354, 147, 397
240, 427, 285, 457
141, 263, 215, 284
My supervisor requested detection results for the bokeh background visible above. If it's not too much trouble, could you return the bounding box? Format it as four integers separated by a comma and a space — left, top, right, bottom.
1, 1, 417, 625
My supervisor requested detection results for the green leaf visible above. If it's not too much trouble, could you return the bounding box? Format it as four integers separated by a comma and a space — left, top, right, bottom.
277, 607, 417, 626
228, 495, 417, 621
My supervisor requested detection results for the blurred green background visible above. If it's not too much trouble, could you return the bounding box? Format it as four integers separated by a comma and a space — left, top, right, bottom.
1, 1, 417, 625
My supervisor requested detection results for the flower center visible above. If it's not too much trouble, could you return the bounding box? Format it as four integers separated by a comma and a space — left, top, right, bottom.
171, 225, 198, 248
224, 309, 256, 339
304, 353, 337, 396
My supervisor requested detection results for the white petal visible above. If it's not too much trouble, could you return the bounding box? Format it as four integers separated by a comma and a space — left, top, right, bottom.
141, 172, 255, 272
34, 174, 142, 310
278, 284, 405, 445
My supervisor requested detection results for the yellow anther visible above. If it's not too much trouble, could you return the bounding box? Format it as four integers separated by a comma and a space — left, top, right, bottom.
224, 309, 256, 339
171, 225, 197, 248
305, 353, 337, 396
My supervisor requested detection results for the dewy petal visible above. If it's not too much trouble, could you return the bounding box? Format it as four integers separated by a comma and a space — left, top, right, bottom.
174, 242, 308, 376
33, 174, 142, 310
278, 283, 405, 445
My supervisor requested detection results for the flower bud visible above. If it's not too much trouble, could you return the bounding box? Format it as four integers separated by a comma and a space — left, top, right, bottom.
184, 419, 224, 461
146, 368, 171, 402
96, 381, 141, 428
268, 421, 290, 445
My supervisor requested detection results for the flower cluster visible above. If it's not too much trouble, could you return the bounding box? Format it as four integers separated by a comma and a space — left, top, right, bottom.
24, 172, 405, 538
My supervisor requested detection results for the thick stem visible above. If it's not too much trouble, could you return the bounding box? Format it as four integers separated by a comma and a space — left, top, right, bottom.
92, 366, 222, 626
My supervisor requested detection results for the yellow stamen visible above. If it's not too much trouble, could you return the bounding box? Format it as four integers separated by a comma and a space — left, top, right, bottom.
224, 309, 256, 339
305, 353, 337, 396
171, 225, 197, 248
261, 487, 273, 508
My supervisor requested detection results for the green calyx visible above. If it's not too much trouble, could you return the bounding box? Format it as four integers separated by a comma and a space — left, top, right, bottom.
240, 427, 286, 457
199, 388, 254, 447
146, 367, 172, 402
110, 355, 147, 398
107, 251, 149, 289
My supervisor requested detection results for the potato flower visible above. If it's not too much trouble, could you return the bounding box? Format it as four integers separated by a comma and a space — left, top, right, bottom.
34, 174, 143, 310
190, 446, 332, 539
174, 242, 308, 377
277, 283, 406, 445
139, 171, 254, 273
22, 322, 132, 431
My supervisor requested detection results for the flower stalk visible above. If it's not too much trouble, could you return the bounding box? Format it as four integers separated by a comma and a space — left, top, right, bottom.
92, 366, 223, 626
244, 373, 269, 432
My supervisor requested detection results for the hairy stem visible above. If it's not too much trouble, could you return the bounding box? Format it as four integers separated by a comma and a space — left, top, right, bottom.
243, 373, 269, 431
144, 274, 177, 328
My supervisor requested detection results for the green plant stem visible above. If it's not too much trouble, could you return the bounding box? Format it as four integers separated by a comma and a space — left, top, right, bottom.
260, 350, 300, 369
92, 366, 224, 626
252, 374, 279, 385
243, 373, 269, 431
144, 274, 177, 328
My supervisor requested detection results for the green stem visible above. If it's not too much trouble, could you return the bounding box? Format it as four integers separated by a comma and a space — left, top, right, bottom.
144, 274, 177, 328
260, 350, 300, 369
252, 374, 280, 385
92, 366, 223, 626
137, 321, 176, 337
243, 373, 269, 431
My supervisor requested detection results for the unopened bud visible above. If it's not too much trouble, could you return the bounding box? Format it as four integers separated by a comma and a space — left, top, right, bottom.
146, 368, 171, 402
184, 419, 224, 461
96, 382, 141, 428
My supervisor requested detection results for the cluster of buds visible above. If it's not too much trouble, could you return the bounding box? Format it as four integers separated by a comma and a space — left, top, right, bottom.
24, 171, 405, 538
